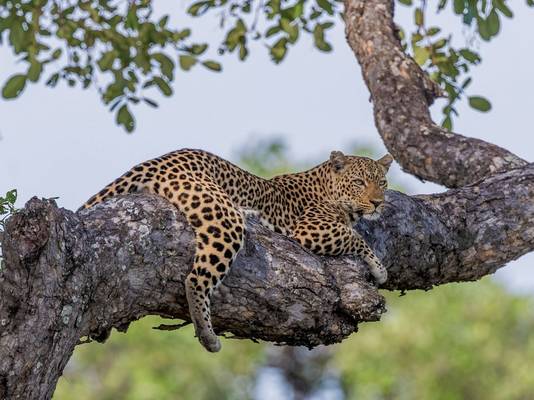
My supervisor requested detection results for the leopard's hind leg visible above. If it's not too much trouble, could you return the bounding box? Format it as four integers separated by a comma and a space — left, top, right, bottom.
171, 179, 245, 352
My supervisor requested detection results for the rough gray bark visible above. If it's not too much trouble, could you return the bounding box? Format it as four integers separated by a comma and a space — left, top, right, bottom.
344, 0, 528, 188
1, 0, 533, 399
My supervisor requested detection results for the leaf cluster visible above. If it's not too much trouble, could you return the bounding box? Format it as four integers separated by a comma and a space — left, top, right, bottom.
397, 0, 532, 129
187, 0, 340, 63
0, 0, 221, 132
0, 188, 18, 264
0, 189, 17, 230
0, 0, 532, 131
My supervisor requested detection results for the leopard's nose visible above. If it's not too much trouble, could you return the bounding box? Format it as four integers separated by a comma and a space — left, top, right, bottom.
371, 200, 382, 208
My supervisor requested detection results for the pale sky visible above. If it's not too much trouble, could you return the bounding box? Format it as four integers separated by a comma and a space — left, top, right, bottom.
0, 2, 532, 291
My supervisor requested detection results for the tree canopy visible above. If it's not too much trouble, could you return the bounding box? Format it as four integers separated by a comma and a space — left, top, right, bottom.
1, 0, 532, 131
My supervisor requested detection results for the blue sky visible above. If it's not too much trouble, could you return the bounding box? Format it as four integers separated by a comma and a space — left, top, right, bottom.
0, 2, 532, 291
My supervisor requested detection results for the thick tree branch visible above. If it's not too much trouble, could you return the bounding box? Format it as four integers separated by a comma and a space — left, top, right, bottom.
343, 0, 528, 188
0, 195, 383, 400
1, 162, 533, 398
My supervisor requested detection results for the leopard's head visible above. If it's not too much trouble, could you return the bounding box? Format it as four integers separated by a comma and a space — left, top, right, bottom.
329, 150, 393, 220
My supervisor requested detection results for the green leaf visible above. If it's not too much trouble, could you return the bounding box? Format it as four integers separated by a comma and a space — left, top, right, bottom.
283, 1, 304, 19
433, 38, 447, 49
158, 15, 169, 28
27, 61, 43, 82
152, 53, 175, 80
6, 189, 17, 205
202, 60, 222, 72
413, 45, 430, 65
468, 96, 492, 112
453, 0, 464, 14
98, 50, 117, 71
153, 77, 173, 96
459, 48, 480, 63
487, 10, 500, 36
477, 18, 491, 41
179, 55, 197, 71
316, 0, 334, 15
442, 115, 452, 130
280, 18, 299, 43
2, 74, 27, 99
266, 25, 281, 37
427, 27, 441, 36
411, 32, 423, 44
51, 48, 62, 60
174, 29, 191, 41
398, 0, 413, 5
190, 44, 208, 55
9, 23, 28, 54
188, 1, 211, 16
270, 38, 288, 63
46, 73, 60, 87
134, 51, 151, 73
125, 6, 139, 29
414, 8, 424, 26
116, 105, 135, 132
239, 44, 248, 60
313, 24, 332, 52
494, 0, 513, 17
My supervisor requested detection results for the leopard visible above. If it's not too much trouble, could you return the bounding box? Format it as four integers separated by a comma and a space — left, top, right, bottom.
80, 148, 393, 352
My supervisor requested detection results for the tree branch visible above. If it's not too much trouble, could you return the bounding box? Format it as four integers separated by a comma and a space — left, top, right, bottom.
1, 160, 532, 398
0, 195, 383, 400
343, 0, 528, 188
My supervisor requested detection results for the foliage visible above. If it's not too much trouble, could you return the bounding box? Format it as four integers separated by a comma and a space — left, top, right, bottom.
0, 0, 220, 132
235, 136, 298, 178
54, 318, 265, 400
1, 0, 531, 131
0, 189, 17, 263
396, 0, 531, 129
336, 278, 534, 400
0, 188, 17, 230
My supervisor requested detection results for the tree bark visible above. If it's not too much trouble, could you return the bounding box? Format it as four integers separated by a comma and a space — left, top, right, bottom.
0, 0, 533, 399
343, 0, 527, 188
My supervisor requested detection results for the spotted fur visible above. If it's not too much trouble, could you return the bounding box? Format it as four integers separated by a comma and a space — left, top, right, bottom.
81, 149, 393, 352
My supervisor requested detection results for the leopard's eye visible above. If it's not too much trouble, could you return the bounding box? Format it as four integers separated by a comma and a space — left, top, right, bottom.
379, 179, 387, 187
354, 179, 365, 186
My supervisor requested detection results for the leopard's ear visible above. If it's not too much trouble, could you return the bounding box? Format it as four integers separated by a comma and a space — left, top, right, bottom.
330, 151, 348, 173
377, 153, 393, 171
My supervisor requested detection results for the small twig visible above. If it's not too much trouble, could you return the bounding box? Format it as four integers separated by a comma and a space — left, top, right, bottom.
152, 321, 191, 331
220, 332, 260, 343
